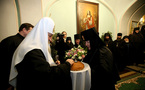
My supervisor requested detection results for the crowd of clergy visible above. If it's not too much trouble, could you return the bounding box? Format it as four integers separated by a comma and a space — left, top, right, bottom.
0, 17, 145, 90
52, 26, 145, 72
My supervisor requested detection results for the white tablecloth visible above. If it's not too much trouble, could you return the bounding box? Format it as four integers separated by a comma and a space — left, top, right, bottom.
70, 62, 91, 90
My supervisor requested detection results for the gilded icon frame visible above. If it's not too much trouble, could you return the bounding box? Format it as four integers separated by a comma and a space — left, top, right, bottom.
77, 0, 99, 34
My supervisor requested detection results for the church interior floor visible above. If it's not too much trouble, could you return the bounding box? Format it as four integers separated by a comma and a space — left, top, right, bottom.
115, 61, 145, 90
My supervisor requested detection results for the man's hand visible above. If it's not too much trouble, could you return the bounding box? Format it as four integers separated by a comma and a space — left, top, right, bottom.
55, 60, 60, 65
66, 59, 74, 66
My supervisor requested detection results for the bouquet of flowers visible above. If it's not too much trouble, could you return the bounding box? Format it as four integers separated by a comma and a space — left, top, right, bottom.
65, 45, 87, 61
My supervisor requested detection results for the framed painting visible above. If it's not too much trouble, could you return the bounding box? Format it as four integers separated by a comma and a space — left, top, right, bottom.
77, 0, 99, 34
130, 21, 138, 34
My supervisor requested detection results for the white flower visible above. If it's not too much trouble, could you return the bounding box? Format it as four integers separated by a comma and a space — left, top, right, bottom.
71, 48, 74, 50
78, 45, 81, 48
82, 51, 85, 53
72, 56, 75, 59
78, 50, 81, 53
78, 56, 82, 60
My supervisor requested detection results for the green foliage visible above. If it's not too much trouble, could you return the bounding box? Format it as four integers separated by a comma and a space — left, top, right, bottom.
51, 33, 58, 61
51, 33, 58, 45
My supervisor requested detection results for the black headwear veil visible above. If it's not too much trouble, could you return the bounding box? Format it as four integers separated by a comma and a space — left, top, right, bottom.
104, 33, 112, 41
133, 27, 139, 34
81, 28, 105, 51
141, 25, 145, 38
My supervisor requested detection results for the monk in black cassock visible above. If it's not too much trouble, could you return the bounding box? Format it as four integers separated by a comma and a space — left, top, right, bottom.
66, 37, 74, 50
141, 25, 145, 38
141, 25, 145, 60
103, 33, 113, 48
130, 27, 144, 65
109, 33, 124, 71
74, 34, 86, 48
81, 28, 120, 90
9, 17, 74, 90
0, 23, 33, 90
120, 36, 134, 66
55, 33, 68, 63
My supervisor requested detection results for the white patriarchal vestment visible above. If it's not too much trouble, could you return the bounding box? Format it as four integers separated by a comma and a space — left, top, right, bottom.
9, 17, 56, 87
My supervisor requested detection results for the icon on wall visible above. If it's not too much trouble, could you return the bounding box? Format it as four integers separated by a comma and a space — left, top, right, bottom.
77, 0, 99, 34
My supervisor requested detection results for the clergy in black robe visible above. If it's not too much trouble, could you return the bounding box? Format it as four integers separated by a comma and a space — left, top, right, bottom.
81, 28, 120, 90
141, 25, 145, 39
130, 27, 144, 65
66, 37, 74, 50
141, 25, 145, 60
74, 34, 86, 48
109, 33, 124, 71
55, 33, 68, 63
0, 23, 33, 90
103, 33, 113, 47
9, 17, 74, 90
121, 36, 134, 66
16, 49, 72, 90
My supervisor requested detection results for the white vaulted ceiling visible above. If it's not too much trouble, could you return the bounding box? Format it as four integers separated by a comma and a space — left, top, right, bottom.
99, 0, 145, 34
100, 0, 137, 20
121, 0, 145, 34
